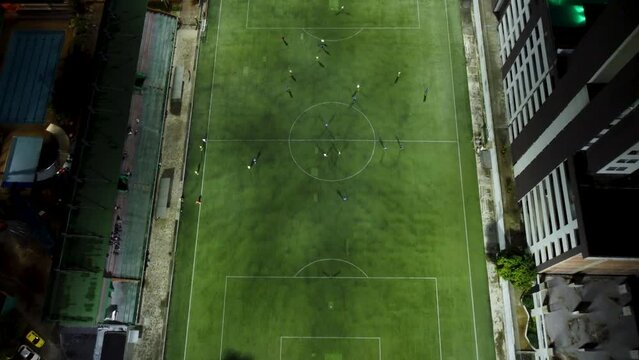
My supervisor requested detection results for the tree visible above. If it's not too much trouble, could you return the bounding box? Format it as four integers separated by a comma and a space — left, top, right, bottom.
495, 250, 537, 291
51, 49, 92, 118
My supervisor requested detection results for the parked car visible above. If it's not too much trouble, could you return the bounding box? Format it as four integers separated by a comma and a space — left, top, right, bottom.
25, 331, 45, 348
16, 345, 40, 360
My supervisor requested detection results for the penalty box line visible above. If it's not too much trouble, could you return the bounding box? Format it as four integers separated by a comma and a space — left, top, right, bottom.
281, 336, 381, 339
245, 0, 422, 29
280, 336, 381, 360
246, 26, 421, 30
227, 275, 436, 279
220, 276, 442, 360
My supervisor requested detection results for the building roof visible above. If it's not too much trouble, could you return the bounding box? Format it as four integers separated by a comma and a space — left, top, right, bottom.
59, 327, 98, 360
0, 30, 64, 125
572, 154, 639, 258
536, 275, 639, 359
100, 331, 126, 360
2, 135, 43, 186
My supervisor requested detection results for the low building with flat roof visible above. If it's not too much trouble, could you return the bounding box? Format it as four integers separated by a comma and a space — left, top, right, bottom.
531, 274, 639, 359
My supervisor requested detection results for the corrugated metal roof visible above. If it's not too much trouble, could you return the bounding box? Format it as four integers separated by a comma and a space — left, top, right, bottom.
0, 30, 64, 124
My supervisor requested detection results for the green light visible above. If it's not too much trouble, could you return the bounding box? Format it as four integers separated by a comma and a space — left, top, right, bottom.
549, 3, 587, 27
570, 5, 586, 25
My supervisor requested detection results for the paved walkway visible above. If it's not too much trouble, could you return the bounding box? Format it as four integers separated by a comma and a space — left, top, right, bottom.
133, 1, 202, 359
459, 0, 521, 359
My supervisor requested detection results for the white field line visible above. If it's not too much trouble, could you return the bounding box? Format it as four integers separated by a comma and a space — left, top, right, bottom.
302, 28, 364, 42
245, 0, 419, 30
435, 279, 443, 360
294, 258, 369, 277
227, 277, 439, 359
226, 275, 437, 280
245, 0, 250, 28
416, 0, 422, 29
247, 26, 420, 30
444, 0, 480, 358
281, 336, 381, 340
182, 0, 224, 358
279, 336, 381, 359
204, 139, 458, 143
218, 277, 229, 360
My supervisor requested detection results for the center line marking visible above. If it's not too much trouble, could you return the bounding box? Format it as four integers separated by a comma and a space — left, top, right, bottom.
204, 139, 458, 143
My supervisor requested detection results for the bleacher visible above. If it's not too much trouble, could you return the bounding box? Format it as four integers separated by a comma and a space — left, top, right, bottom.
103, 10, 178, 324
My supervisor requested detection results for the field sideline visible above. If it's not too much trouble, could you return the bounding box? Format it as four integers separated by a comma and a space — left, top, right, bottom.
165, 0, 496, 358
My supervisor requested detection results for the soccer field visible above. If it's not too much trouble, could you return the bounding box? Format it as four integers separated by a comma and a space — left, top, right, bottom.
165, 0, 496, 358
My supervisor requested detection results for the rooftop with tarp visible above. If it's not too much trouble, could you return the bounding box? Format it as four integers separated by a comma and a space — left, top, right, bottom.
0, 135, 43, 186
45, 7, 177, 326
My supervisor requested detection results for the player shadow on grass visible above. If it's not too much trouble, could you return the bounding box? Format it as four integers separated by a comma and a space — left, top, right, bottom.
222, 349, 254, 360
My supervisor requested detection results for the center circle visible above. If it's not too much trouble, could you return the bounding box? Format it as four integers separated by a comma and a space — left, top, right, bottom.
288, 102, 376, 182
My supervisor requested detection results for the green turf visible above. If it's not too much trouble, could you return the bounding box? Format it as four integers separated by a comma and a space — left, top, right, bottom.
283, 337, 376, 359
223, 277, 438, 358
166, 0, 496, 358
246, 0, 418, 28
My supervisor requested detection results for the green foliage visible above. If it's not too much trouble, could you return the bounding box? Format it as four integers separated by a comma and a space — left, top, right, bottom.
495, 251, 537, 290
505, 177, 514, 193
500, 144, 509, 155
70, 15, 91, 35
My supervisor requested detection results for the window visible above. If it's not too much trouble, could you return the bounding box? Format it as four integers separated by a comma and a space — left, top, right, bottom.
629, 150, 638, 155
618, 159, 627, 163
628, 159, 638, 164
618, 167, 628, 171
606, 167, 617, 171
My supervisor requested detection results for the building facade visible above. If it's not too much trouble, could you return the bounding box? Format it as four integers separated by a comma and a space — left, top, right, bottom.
494, 0, 639, 274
